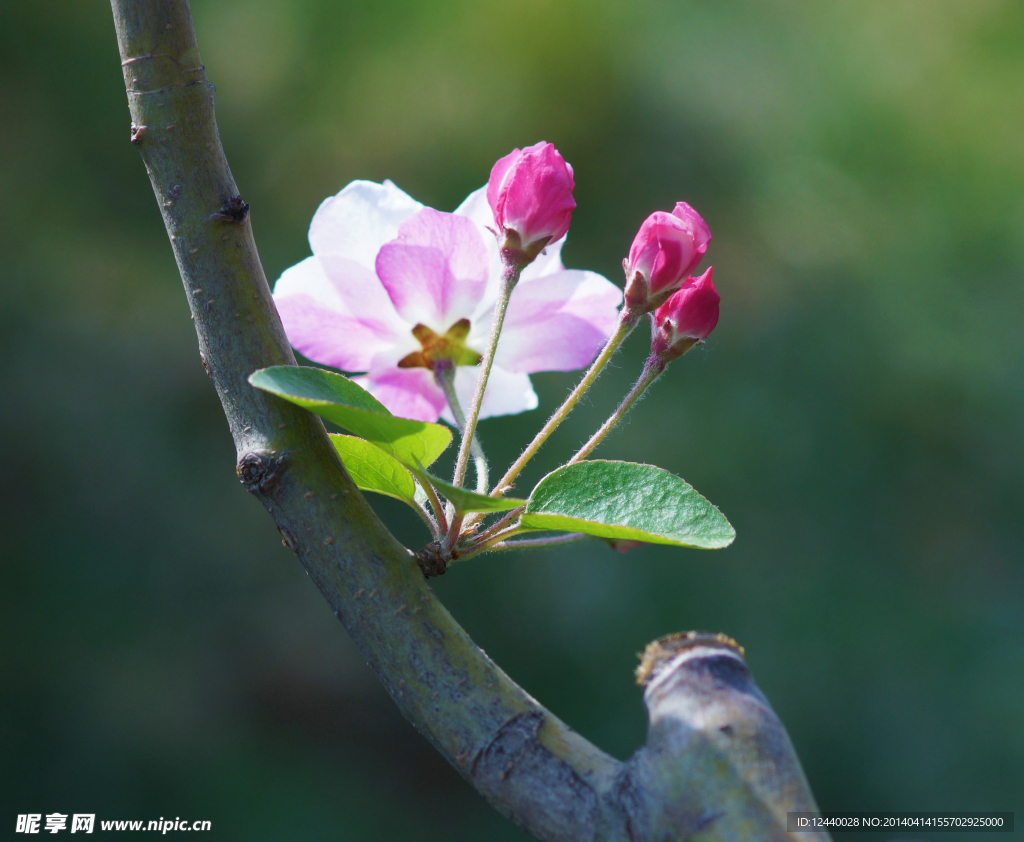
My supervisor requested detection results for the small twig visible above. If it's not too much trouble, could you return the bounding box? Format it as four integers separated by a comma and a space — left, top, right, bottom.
435, 362, 489, 494
455, 524, 529, 561
482, 533, 591, 554
411, 498, 439, 535
452, 263, 520, 491
462, 505, 525, 550
460, 531, 591, 561
417, 477, 448, 538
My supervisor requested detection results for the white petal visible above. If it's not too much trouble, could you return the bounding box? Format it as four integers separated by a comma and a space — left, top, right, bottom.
453, 184, 494, 230
309, 180, 423, 270
494, 269, 623, 373
523, 233, 567, 279
274, 255, 349, 313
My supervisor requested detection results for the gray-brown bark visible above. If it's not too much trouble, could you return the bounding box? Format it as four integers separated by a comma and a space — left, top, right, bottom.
109, 2, 828, 839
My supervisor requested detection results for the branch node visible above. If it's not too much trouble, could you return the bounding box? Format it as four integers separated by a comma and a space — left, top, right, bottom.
416, 540, 449, 578
236, 450, 285, 494
212, 194, 249, 222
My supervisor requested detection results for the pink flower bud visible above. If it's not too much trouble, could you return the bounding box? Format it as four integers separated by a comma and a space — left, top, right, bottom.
624, 202, 711, 312
651, 267, 719, 361
605, 538, 645, 554
487, 142, 576, 264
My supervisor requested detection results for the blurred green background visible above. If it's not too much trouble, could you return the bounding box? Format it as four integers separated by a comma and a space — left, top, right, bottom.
2, 0, 1022, 839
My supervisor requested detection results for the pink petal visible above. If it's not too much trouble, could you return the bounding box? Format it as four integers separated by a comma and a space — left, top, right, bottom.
627, 205, 712, 295
494, 270, 623, 373
353, 368, 448, 423
316, 255, 409, 330
655, 267, 720, 341
454, 186, 505, 299
485, 149, 519, 225
273, 257, 413, 371
487, 142, 576, 247
309, 180, 423, 270
671, 202, 713, 254
375, 209, 488, 329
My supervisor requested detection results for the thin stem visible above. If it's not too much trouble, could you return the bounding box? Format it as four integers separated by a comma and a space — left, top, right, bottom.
435, 363, 489, 494
469, 505, 524, 544
569, 354, 666, 464
493, 309, 640, 496
457, 530, 591, 563
488, 533, 591, 553
417, 477, 448, 537
411, 499, 439, 535
455, 525, 528, 561
452, 264, 520, 491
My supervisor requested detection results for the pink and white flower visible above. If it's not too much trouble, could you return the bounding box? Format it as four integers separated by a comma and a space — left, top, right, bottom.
273, 180, 622, 423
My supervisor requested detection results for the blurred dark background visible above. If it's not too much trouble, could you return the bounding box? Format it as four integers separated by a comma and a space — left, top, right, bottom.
2, 0, 1022, 839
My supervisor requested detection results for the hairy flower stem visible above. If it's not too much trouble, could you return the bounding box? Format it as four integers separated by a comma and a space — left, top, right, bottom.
452, 264, 520, 492
492, 308, 641, 496
457, 505, 524, 557
446, 264, 520, 549
435, 363, 489, 494
411, 497, 440, 535
569, 353, 667, 464
459, 531, 590, 562
455, 523, 528, 560
418, 472, 449, 537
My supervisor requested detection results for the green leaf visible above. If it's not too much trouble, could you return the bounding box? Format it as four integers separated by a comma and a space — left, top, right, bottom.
521, 460, 735, 549
329, 434, 416, 503
249, 366, 451, 467
405, 463, 526, 513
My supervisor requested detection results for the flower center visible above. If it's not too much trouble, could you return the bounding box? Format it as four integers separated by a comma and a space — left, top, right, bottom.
397, 318, 482, 370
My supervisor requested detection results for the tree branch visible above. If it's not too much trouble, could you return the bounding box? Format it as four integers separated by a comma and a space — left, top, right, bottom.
108, 3, 828, 839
